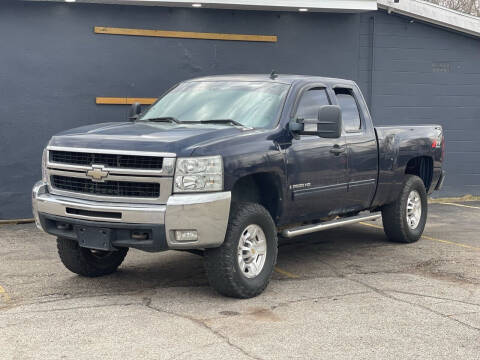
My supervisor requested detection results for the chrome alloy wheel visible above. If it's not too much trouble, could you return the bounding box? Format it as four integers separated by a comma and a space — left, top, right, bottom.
237, 224, 267, 278
406, 190, 422, 229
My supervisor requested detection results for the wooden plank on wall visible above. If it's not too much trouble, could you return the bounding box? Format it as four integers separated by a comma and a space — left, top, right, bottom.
94, 26, 277, 43
96, 97, 157, 105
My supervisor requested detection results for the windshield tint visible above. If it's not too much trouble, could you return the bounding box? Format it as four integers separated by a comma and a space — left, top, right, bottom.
140, 81, 290, 128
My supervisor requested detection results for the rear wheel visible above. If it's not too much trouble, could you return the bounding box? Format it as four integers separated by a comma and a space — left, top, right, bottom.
57, 237, 128, 277
381, 175, 428, 243
204, 202, 278, 298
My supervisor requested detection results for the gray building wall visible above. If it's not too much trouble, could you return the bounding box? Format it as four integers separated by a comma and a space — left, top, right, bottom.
358, 11, 480, 197
0, 1, 479, 219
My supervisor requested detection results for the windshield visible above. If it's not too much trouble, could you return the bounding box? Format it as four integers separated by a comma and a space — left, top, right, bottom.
139, 81, 290, 128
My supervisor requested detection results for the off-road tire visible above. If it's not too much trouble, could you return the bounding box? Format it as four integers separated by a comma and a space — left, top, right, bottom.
381, 175, 428, 243
204, 202, 278, 298
57, 237, 128, 277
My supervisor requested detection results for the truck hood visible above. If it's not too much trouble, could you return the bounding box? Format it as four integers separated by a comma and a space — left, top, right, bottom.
48, 122, 252, 156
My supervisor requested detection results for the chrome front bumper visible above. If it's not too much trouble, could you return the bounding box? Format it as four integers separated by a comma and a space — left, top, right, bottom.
32, 181, 231, 251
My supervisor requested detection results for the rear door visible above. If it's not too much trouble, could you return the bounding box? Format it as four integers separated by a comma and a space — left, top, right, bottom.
286, 86, 348, 220
332, 85, 378, 212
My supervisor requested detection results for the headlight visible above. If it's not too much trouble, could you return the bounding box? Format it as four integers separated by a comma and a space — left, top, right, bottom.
174, 156, 223, 193
42, 148, 48, 182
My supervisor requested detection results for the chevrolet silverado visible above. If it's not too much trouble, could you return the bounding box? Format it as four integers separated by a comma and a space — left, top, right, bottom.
32, 74, 445, 298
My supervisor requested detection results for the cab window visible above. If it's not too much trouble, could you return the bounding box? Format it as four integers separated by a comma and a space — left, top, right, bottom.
296, 88, 330, 132
334, 88, 361, 132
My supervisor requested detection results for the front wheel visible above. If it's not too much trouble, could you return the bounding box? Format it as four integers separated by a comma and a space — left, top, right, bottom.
381, 175, 428, 243
57, 237, 128, 277
204, 202, 278, 298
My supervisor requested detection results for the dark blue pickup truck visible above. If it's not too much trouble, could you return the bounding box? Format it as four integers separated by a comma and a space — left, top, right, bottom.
32, 74, 445, 298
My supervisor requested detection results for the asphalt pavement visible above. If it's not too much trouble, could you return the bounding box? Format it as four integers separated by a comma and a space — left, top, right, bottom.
0, 201, 479, 359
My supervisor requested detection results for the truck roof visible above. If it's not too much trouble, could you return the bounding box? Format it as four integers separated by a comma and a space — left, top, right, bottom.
189, 74, 356, 86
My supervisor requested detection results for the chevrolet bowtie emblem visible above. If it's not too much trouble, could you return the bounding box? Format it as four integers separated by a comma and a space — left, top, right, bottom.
86, 165, 109, 182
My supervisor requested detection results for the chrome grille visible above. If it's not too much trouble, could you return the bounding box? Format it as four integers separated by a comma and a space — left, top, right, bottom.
51, 175, 160, 198
46, 147, 175, 204
50, 150, 163, 169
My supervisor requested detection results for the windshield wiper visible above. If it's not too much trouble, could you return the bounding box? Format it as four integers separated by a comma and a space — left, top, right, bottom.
144, 117, 250, 128
197, 119, 247, 127
144, 117, 182, 124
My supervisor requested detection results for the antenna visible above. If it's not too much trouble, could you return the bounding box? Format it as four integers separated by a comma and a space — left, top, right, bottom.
270, 70, 278, 80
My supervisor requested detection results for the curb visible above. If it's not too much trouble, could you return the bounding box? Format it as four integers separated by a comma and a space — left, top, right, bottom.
428, 195, 480, 203
0, 218, 35, 225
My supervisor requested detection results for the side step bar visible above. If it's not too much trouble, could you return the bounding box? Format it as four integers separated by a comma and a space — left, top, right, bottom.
281, 213, 382, 238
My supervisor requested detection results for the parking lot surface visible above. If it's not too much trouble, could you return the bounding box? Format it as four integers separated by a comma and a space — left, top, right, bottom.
1, 201, 479, 359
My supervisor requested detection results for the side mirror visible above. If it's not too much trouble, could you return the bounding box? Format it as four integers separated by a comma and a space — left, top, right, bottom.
289, 105, 342, 138
128, 102, 142, 121
316, 105, 342, 138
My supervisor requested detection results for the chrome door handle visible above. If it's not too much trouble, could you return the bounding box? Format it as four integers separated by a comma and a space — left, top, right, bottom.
330, 145, 345, 155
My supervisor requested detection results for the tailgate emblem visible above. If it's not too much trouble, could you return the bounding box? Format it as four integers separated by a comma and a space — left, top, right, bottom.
86, 165, 109, 182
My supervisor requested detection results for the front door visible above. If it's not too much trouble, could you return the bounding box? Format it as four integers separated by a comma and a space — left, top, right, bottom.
333, 86, 378, 212
286, 87, 348, 221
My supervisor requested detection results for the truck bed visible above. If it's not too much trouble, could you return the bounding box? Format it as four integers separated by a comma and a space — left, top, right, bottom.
372, 125, 444, 208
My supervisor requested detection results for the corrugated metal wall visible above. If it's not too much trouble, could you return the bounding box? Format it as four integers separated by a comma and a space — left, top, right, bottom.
0, 1, 479, 219
358, 11, 480, 197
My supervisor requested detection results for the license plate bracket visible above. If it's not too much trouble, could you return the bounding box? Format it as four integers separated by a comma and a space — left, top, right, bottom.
75, 226, 114, 251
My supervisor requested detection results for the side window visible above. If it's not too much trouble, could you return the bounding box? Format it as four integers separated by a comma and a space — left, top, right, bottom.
295, 88, 330, 132
334, 88, 361, 132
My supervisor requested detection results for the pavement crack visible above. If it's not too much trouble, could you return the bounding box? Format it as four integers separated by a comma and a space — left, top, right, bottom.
447, 311, 479, 317
8, 289, 158, 309
315, 257, 480, 332
387, 289, 480, 307
202, 291, 372, 322
270, 290, 371, 310
351, 277, 480, 332
5, 302, 137, 314
144, 299, 264, 360
166, 341, 223, 360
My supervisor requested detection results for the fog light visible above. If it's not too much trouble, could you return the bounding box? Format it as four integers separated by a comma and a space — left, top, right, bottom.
174, 230, 198, 242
